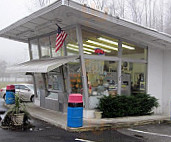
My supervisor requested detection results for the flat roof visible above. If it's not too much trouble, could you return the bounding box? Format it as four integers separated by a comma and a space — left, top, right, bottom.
0, 0, 171, 48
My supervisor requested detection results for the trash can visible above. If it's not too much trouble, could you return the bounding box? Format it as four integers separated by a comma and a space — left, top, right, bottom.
5, 85, 15, 104
67, 94, 83, 128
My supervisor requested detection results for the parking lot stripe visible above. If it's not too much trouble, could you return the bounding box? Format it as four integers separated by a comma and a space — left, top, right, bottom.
128, 128, 171, 138
75, 138, 95, 142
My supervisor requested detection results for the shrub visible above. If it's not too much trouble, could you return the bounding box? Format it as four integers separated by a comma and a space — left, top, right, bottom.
98, 94, 159, 118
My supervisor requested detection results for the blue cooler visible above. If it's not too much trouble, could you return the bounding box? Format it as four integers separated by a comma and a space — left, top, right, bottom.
5, 85, 15, 104
67, 94, 83, 128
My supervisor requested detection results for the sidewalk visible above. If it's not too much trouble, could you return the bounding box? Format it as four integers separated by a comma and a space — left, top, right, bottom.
25, 103, 170, 132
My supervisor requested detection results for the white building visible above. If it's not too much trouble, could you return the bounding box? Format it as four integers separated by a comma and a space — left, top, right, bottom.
0, 0, 171, 117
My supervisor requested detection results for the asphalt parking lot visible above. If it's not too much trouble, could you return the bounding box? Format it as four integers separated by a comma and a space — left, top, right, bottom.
119, 123, 171, 142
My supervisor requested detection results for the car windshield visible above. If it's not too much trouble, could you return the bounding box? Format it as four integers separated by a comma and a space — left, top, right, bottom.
25, 85, 34, 91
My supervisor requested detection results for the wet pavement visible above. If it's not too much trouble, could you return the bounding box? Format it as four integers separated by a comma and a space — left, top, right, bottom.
1, 97, 171, 142
0, 118, 144, 142
0, 98, 143, 142
119, 123, 171, 142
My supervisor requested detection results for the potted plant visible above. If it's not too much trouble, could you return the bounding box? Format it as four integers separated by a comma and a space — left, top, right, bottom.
2, 93, 31, 127
94, 110, 103, 119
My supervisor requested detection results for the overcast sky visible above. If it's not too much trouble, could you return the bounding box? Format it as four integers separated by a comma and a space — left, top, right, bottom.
0, 0, 32, 65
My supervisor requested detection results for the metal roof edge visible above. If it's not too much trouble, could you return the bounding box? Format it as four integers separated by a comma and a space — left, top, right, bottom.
65, 0, 171, 43
1, 0, 171, 44
0, 0, 63, 35
0, 35, 28, 43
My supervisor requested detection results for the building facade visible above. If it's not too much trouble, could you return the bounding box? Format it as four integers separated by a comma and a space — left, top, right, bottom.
0, 0, 171, 116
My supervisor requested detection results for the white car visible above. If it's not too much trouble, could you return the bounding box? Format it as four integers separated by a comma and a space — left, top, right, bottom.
0, 84, 35, 102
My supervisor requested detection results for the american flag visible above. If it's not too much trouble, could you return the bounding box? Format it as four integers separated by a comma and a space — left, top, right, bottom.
55, 26, 67, 52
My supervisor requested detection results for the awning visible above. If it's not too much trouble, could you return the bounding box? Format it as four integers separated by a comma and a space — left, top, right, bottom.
7, 55, 79, 73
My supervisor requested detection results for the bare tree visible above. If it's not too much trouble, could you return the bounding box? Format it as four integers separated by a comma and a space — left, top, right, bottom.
163, 1, 171, 34
109, 0, 126, 18
38, 0, 51, 7
75, 0, 87, 4
26, 0, 171, 35
91, 0, 107, 11
117, 0, 125, 18
109, 0, 117, 16
158, 0, 164, 32
26, 0, 53, 12
127, 0, 144, 24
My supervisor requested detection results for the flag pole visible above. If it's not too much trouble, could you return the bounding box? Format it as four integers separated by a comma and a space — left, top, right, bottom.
56, 24, 62, 29
55, 24, 59, 27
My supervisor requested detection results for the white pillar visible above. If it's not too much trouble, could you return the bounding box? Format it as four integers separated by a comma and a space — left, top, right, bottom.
117, 40, 122, 95
76, 25, 89, 109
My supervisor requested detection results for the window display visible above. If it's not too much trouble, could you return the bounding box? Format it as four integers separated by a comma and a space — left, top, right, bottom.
47, 69, 63, 92
29, 26, 148, 110
122, 42, 147, 60
68, 60, 82, 93
85, 59, 118, 96
122, 62, 146, 95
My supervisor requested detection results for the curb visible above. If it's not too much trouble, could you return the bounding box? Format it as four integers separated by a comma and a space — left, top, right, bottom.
67, 118, 170, 132
28, 112, 67, 130
67, 124, 112, 132
2, 102, 170, 132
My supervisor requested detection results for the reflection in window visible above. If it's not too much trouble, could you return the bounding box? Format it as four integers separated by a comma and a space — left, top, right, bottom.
81, 29, 118, 56
46, 92, 58, 100
30, 39, 39, 60
40, 37, 51, 58
85, 59, 118, 96
122, 62, 146, 95
47, 72, 63, 91
68, 60, 82, 93
122, 42, 147, 60
65, 28, 79, 56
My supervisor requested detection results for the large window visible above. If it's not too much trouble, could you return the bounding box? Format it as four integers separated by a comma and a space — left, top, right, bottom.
122, 42, 147, 60
30, 39, 39, 60
122, 62, 147, 95
82, 29, 118, 56
81, 28, 147, 96
45, 68, 63, 100
40, 37, 51, 58
68, 60, 82, 93
30, 27, 79, 58
85, 59, 118, 96
121, 41, 147, 95
65, 28, 78, 56
46, 68, 63, 92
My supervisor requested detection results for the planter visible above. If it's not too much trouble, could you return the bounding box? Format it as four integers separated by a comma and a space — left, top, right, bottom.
11, 113, 24, 126
94, 111, 102, 119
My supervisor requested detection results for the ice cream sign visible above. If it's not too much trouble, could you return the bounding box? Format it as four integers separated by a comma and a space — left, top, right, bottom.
95, 48, 105, 55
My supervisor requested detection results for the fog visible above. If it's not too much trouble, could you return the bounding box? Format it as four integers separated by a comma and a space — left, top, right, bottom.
0, 0, 31, 65
0, 0, 170, 65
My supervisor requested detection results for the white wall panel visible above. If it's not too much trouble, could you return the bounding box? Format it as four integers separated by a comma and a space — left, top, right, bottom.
162, 49, 171, 115
147, 47, 163, 114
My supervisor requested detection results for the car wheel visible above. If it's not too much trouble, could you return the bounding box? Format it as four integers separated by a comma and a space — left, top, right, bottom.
30, 95, 34, 102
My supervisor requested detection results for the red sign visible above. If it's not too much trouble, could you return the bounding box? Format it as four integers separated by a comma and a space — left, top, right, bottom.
95, 48, 105, 55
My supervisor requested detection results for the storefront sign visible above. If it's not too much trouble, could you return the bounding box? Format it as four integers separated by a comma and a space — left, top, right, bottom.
95, 48, 105, 55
